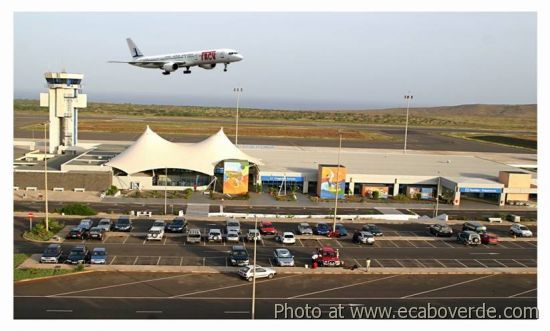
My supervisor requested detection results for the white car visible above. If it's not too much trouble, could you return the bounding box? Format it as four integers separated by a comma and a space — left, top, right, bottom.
278, 232, 296, 244
208, 229, 223, 242
353, 231, 375, 245
227, 230, 240, 242
226, 219, 241, 234
146, 220, 165, 240
509, 224, 533, 237
238, 265, 277, 282
97, 218, 112, 232
297, 223, 313, 235
246, 229, 262, 242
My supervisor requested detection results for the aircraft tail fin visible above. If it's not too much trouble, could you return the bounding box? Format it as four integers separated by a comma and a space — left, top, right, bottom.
126, 38, 144, 58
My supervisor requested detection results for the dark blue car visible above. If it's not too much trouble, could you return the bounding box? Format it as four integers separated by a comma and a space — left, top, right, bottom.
335, 224, 348, 237
315, 223, 330, 236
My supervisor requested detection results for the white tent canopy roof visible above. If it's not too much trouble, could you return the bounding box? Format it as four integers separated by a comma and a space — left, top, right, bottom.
106, 126, 262, 175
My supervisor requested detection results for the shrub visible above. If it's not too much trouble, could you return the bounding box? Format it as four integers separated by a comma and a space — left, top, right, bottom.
182, 188, 193, 199
57, 203, 97, 216
254, 183, 262, 193
415, 193, 422, 200
393, 194, 409, 201
372, 191, 380, 200
105, 185, 119, 196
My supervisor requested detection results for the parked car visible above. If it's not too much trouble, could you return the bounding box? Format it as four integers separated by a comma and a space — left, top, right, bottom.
40, 244, 63, 263
297, 223, 313, 235
226, 219, 241, 234
277, 232, 296, 244
329, 224, 348, 237
78, 219, 94, 231
259, 221, 277, 235
273, 248, 295, 267
312, 246, 343, 267
66, 226, 88, 240
456, 231, 481, 245
238, 265, 276, 281
462, 221, 487, 233
229, 245, 250, 266
114, 217, 133, 232
186, 228, 202, 243
65, 246, 89, 264
246, 229, 262, 241
480, 232, 499, 245
362, 224, 383, 236
97, 218, 112, 232
429, 224, 454, 237
166, 218, 187, 233
352, 231, 375, 245
509, 224, 533, 237
227, 230, 241, 242
314, 223, 330, 236
90, 247, 107, 264
208, 228, 223, 242
88, 227, 105, 240
146, 222, 165, 241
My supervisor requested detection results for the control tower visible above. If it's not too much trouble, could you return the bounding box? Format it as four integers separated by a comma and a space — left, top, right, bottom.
40, 72, 87, 153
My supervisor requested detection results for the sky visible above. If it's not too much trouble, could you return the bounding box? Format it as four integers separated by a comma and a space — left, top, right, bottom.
14, 12, 536, 110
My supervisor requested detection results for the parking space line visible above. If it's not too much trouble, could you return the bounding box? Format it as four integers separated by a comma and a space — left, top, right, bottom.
180, 257, 184, 266
407, 240, 418, 248
474, 259, 488, 268
524, 242, 537, 248
316, 239, 323, 247
492, 259, 507, 267
289, 275, 400, 299
443, 241, 455, 248
334, 240, 343, 248
133, 256, 139, 265
415, 259, 426, 268
297, 239, 304, 247
269, 258, 273, 267
401, 274, 496, 299
424, 241, 437, 248
353, 258, 362, 267
142, 239, 147, 245
454, 259, 468, 268
434, 259, 446, 267
171, 274, 304, 298
204, 257, 207, 267
162, 237, 167, 245
122, 236, 129, 244
388, 240, 399, 248
395, 259, 405, 268
110, 256, 117, 265
508, 288, 536, 298
49, 274, 193, 297
513, 259, 528, 267
156, 257, 161, 265
507, 242, 524, 248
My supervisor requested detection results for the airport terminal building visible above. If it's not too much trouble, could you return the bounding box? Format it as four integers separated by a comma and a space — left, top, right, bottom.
13, 72, 537, 207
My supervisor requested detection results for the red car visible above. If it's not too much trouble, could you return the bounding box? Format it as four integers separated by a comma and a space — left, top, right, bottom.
259, 221, 277, 235
481, 232, 499, 245
312, 246, 343, 267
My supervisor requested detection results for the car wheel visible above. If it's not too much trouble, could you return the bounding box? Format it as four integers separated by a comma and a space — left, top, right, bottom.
247, 277, 253, 282
268, 273, 274, 279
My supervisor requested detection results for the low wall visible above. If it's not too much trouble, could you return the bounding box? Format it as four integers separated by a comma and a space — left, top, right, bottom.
14, 171, 112, 191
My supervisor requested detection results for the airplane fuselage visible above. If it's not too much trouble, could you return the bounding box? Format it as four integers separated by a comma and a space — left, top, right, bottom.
132, 49, 242, 69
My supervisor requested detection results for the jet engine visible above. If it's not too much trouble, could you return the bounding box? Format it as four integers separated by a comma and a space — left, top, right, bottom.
162, 62, 179, 72
199, 63, 216, 70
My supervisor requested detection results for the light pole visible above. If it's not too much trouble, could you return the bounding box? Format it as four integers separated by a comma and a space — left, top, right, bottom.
251, 216, 258, 319
234, 87, 243, 145
332, 131, 343, 233
403, 92, 413, 153
164, 166, 168, 215
43, 122, 49, 232
434, 172, 441, 218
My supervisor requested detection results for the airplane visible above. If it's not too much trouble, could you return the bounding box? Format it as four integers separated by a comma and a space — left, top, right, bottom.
109, 38, 243, 75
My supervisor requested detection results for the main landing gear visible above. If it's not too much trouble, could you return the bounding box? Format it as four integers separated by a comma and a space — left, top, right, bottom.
183, 66, 191, 74
162, 71, 170, 75
224, 63, 228, 72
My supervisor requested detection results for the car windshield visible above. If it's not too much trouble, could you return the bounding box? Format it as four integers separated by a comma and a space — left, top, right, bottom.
228, 222, 239, 227
172, 220, 183, 225
93, 251, 105, 256
210, 230, 221, 234
233, 251, 247, 257
284, 234, 294, 238
262, 223, 273, 227
518, 225, 528, 230
99, 220, 109, 225
153, 222, 164, 227
44, 247, 58, 254
277, 250, 291, 257
118, 219, 129, 224
318, 224, 328, 229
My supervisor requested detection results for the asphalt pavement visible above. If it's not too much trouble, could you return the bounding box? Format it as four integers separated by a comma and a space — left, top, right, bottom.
14, 272, 537, 319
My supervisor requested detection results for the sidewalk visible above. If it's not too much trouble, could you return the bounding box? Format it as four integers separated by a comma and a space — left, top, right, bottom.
18, 255, 536, 276
15, 190, 537, 212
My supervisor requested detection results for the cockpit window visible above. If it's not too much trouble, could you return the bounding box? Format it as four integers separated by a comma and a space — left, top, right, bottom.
228, 52, 239, 55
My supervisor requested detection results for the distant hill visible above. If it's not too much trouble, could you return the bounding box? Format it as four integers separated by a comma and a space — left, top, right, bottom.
366, 104, 537, 118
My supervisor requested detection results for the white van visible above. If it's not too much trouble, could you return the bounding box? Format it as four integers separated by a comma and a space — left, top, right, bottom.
187, 228, 202, 244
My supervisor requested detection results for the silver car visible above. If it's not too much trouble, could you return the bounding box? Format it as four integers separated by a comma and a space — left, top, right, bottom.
238, 265, 276, 282
208, 228, 223, 242
97, 218, 112, 232
273, 248, 295, 267
297, 223, 313, 235
226, 219, 241, 234
90, 247, 107, 264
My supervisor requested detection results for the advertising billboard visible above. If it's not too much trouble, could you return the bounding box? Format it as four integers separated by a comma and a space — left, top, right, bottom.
361, 185, 389, 199
223, 161, 249, 195
420, 187, 434, 200
317, 165, 346, 199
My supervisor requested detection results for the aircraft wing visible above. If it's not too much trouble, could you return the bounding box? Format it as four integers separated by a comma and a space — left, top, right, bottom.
108, 60, 188, 65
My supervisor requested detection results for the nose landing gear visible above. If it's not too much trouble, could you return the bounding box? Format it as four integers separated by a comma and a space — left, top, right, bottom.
224, 63, 228, 72
183, 66, 191, 74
